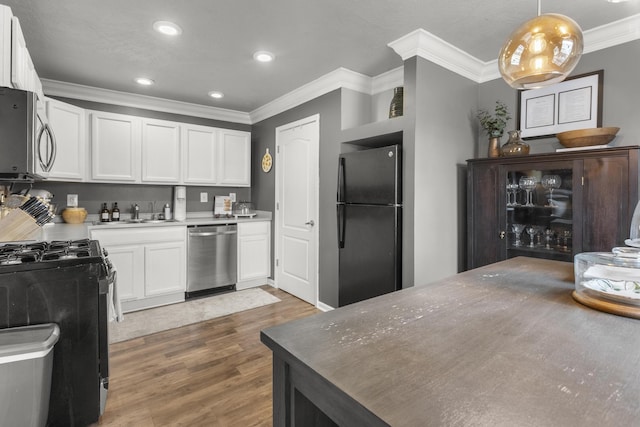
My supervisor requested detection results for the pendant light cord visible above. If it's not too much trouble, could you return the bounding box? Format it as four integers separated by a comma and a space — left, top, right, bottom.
537, 0, 542, 17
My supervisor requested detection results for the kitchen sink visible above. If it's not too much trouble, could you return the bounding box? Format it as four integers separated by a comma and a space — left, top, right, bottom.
92, 219, 178, 225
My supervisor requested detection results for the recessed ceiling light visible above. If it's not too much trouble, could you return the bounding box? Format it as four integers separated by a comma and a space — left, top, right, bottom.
135, 77, 155, 86
253, 51, 275, 63
208, 91, 224, 99
153, 21, 182, 36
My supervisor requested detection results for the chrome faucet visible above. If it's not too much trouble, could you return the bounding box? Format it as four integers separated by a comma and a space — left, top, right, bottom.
149, 201, 157, 220
133, 204, 140, 220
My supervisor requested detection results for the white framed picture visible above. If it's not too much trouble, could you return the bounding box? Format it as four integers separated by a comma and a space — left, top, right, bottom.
517, 70, 603, 139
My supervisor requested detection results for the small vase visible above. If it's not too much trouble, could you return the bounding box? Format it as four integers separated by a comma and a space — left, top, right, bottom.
389, 87, 403, 118
488, 136, 501, 158
501, 130, 529, 156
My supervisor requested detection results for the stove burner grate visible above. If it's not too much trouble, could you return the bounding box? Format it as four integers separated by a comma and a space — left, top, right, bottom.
41, 248, 91, 261
0, 239, 97, 264
0, 251, 40, 265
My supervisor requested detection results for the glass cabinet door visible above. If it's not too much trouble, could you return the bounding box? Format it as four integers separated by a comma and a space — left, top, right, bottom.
503, 163, 574, 262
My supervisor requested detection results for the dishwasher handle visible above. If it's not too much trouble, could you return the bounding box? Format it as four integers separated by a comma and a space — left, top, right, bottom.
189, 230, 237, 237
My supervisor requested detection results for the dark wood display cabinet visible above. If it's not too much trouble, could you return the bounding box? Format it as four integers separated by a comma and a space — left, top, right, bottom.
466, 146, 639, 270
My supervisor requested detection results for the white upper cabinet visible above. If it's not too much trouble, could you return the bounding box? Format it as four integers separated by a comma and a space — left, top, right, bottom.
218, 129, 251, 187
141, 118, 181, 183
0, 6, 12, 88
46, 98, 86, 181
10, 16, 27, 90
89, 111, 250, 186
9, 16, 44, 101
90, 110, 141, 182
181, 123, 218, 184
182, 125, 251, 186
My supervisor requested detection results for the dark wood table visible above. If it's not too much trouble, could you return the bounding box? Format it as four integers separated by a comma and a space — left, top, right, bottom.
260, 257, 640, 426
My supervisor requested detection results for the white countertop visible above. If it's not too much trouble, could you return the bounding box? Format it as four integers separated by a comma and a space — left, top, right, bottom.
39, 210, 272, 241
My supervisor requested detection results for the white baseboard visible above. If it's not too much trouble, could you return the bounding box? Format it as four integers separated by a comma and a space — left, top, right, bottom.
236, 277, 271, 291
316, 301, 334, 312
121, 292, 185, 313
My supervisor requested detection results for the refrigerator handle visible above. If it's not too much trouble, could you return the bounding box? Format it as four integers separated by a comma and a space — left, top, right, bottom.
337, 204, 345, 248
337, 157, 345, 203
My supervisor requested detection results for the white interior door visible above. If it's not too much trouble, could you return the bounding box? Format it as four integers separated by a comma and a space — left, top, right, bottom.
275, 115, 319, 305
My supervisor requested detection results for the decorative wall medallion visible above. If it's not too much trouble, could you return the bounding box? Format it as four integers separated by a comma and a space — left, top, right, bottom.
262, 148, 273, 173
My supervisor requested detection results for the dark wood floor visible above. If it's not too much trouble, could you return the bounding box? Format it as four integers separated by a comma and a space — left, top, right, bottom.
94, 286, 320, 427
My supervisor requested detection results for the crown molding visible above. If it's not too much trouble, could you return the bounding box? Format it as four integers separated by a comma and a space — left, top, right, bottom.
372, 66, 404, 94
388, 28, 487, 83
42, 14, 639, 125
388, 14, 640, 85
41, 79, 251, 124
583, 13, 640, 53
249, 67, 373, 123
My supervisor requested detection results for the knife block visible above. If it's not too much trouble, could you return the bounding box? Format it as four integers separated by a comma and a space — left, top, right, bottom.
0, 209, 41, 242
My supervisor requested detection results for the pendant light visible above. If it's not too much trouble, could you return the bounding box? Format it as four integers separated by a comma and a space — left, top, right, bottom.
498, 0, 583, 90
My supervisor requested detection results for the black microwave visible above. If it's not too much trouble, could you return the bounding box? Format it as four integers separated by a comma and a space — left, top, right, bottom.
0, 87, 56, 181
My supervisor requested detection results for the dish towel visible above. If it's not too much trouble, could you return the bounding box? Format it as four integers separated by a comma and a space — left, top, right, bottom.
108, 268, 124, 322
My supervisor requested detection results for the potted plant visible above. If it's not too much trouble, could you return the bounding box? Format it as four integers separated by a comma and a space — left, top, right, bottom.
476, 101, 511, 158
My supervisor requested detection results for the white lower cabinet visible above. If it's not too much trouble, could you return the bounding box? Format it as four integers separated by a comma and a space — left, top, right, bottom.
144, 242, 185, 296
91, 220, 270, 310
237, 221, 271, 290
105, 244, 144, 301
91, 226, 186, 312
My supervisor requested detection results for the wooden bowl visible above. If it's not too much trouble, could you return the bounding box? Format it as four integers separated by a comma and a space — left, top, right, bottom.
61, 207, 88, 224
556, 127, 620, 148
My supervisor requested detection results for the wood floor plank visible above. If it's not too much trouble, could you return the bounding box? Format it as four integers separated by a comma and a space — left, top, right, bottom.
93, 286, 320, 426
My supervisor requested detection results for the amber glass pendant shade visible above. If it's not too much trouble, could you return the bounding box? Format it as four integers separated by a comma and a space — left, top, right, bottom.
498, 13, 584, 90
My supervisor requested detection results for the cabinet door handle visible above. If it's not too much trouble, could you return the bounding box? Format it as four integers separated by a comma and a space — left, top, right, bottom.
499, 231, 506, 239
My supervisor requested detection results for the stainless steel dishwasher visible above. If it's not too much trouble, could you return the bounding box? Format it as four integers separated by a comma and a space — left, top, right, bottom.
186, 224, 237, 298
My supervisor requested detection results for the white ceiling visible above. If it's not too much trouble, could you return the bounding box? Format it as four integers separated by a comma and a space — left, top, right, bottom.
3, 0, 640, 115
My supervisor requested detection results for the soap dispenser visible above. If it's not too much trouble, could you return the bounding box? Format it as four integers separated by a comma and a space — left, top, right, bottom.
173, 186, 187, 221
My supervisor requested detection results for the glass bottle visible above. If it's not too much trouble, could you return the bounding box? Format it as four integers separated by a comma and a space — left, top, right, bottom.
501, 130, 530, 156
389, 87, 403, 118
111, 202, 120, 221
100, 203, 110, 222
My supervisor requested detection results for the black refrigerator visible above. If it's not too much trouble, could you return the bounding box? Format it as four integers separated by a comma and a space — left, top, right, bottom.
337, 144, 402, 306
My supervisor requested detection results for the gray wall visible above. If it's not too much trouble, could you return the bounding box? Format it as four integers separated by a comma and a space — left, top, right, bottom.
404, 57, 477, 287
39, 182, 249, 218
477, 40, 640, 154
251, 90, 342, 307
40, 97, 251, 216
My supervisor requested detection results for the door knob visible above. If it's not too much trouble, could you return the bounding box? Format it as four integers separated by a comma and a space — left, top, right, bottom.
305, 220, 315, 226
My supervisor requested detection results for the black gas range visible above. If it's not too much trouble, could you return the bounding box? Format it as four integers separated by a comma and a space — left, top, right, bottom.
0, 238, 105, 270
0, 238, 113, 426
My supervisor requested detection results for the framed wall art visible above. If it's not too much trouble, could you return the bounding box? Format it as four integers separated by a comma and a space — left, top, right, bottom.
517, 70, 603, 139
